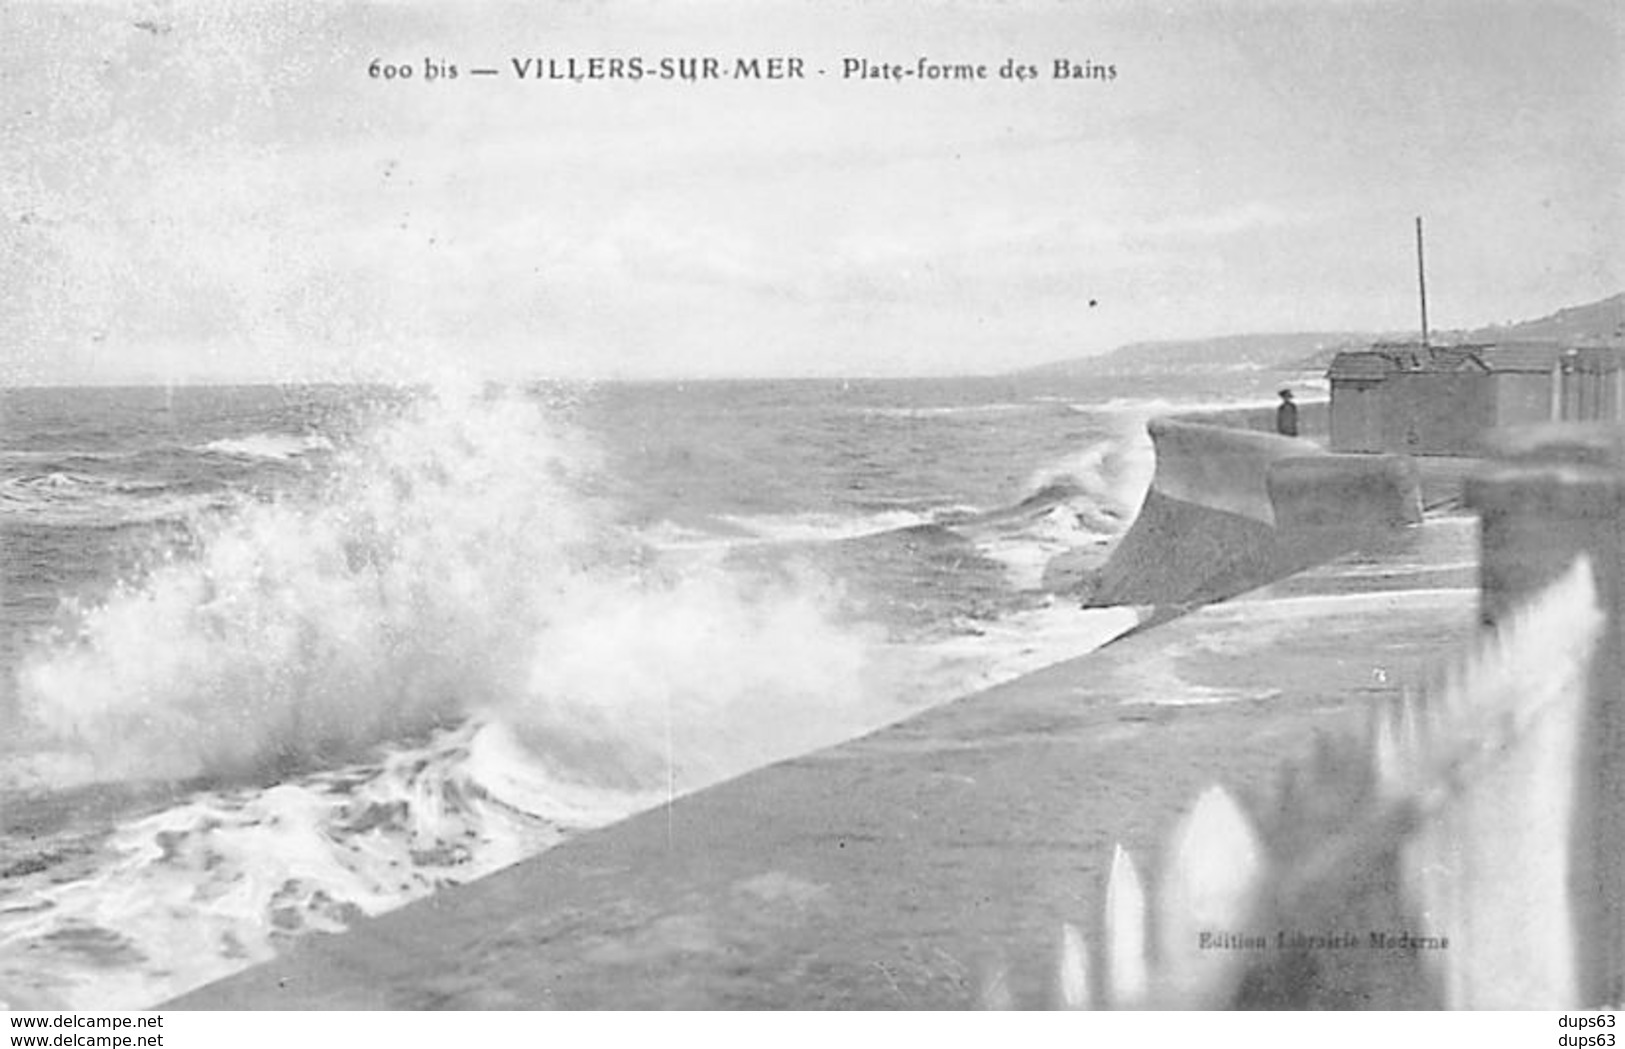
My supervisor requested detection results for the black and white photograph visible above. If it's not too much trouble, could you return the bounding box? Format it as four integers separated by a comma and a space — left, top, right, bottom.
2, 0, 1623, 1026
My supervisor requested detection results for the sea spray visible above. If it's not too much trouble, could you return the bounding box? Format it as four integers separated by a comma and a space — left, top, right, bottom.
512, 560, 876, 794
200, 432, 334, 461
1010, 420, 1155, 591
1, 386, 894, 1008
19, 392, 579, 781
0, 381, 1164, 1009
14, 387, 879, 790
1024, 417, 1154, 523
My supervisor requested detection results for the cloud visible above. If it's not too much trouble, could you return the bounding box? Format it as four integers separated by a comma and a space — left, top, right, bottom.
1134, 202, 1298, 240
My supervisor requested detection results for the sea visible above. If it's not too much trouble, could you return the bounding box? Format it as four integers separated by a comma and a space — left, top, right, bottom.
0, 368, 1321, 1008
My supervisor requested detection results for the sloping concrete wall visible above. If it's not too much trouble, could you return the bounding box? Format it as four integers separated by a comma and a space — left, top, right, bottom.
1084, 412, 1421, 608
1143, 418, 1305, 526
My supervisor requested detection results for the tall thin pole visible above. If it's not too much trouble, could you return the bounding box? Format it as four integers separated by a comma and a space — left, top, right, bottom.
1416, 216, 1430, 349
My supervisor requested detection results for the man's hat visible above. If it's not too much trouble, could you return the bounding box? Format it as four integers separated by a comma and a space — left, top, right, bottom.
1278, 388, 1294, 398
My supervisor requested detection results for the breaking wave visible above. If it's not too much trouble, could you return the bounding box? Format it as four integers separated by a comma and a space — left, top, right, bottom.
0, 471, 218, 527
716, 508, 938, 545
0, 385, 1157, 1009
858, 402, 1044, 419
953, 420, 1155, 589
16, 389, 881, 794
199, 432, 334, 461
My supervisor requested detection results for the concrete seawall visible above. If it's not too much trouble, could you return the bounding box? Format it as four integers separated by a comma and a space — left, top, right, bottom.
1083, 405, 1422, 607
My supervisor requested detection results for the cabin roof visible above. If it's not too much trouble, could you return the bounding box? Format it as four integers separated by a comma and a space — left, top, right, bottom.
1326, 351, 1396, 380
1474, 342, 1568, 373
1328, 341, 1625, 380
1325, 343, 1492, 378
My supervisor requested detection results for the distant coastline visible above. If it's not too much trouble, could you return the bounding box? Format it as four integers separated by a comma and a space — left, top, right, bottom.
1013, 291, 1625, 379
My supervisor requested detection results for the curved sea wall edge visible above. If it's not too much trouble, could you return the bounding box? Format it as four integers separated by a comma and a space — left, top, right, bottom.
1079, 402, 1423, 608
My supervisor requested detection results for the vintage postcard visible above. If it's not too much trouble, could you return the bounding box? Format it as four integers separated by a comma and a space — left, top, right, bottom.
2, 0, 1622, 1025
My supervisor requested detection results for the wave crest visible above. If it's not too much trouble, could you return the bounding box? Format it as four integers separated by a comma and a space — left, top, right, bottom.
17, 390, 877, 791
0, 471, 215, 526
200, 432, 334, 461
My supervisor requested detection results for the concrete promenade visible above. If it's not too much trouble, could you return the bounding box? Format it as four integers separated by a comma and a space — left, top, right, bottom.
172, 513, 1478, 1009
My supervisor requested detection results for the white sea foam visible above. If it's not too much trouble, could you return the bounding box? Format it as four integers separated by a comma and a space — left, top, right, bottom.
896, 602, 1145, 704
633, 518, 749, 550
973, 509, 1115, 591
0, 472, 221, 526
1025, 420, 1155, 509
0, 718, 596, 1009
966, 424, 1155, 590
714, 508, 938, 545
201, 432, 334, 461
0, 471, 147, 496
859, 402, 1041, 419
1078, 394, 1278, 417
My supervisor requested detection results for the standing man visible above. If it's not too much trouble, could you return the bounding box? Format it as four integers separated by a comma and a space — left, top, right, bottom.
1276, 388, 1299, 437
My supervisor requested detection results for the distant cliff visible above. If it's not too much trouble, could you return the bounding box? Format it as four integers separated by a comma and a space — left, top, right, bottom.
1015, 332, 1373, 378
1015, 292, 1625, 378
1471, 292, 1625, 344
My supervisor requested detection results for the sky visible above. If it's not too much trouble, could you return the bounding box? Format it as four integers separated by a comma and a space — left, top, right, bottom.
2, 0, 1621, 384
